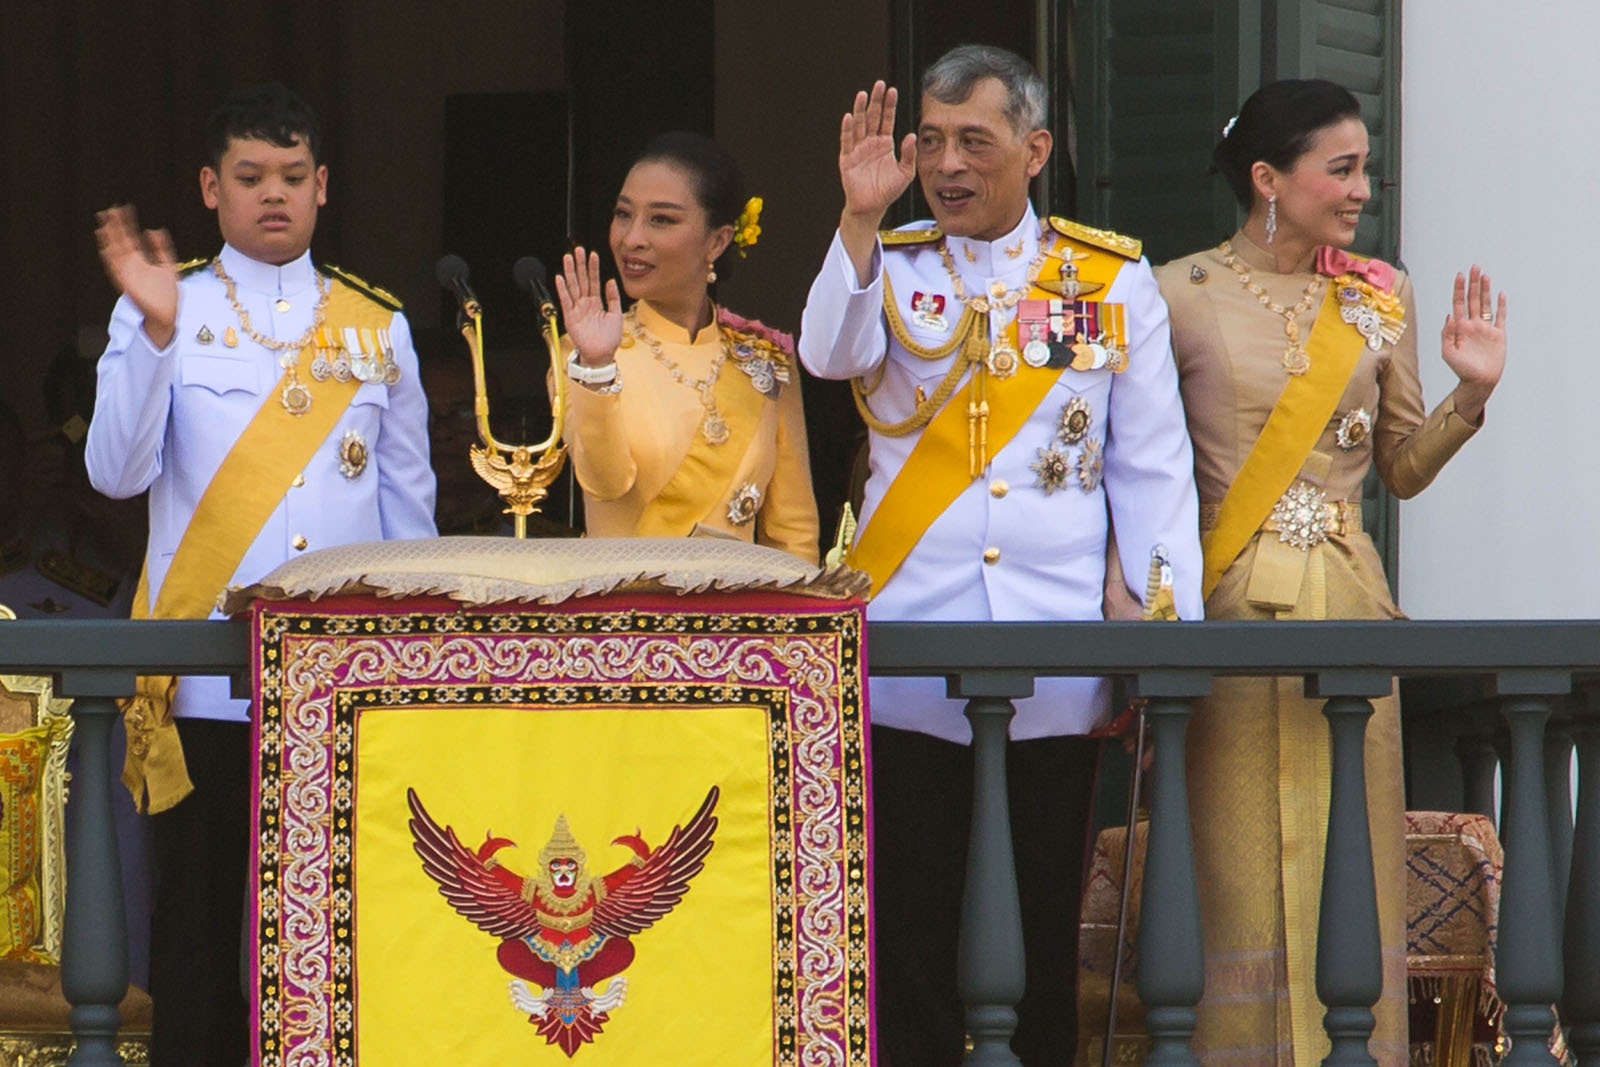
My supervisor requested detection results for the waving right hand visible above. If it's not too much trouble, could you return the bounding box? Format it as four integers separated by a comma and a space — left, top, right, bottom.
95, 205, 178, 348
555, 247, 622, 366
839, 81, 917, 225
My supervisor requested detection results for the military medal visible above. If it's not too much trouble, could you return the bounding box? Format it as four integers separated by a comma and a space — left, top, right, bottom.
281, 380, 312, 416
338, 430, 369, 478
1029, 445, 1071, 494
1336, 407, 1372, 450
1057, 396, 1091, 444
987, 340, 1019, 379
1077, 437, 1104, 493
910, 291, 948, 331
1338, 286, 1385, 351
1022, 322, 1051, 368
730, 339, 784, 398
196, 325, 214, 345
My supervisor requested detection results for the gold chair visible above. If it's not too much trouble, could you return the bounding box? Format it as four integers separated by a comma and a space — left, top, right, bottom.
0, 631, 151, 1065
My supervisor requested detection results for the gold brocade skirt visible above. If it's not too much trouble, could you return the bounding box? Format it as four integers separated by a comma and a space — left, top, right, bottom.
1187, 533, 1408, 1066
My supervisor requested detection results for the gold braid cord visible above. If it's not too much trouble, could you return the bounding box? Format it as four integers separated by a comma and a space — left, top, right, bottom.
851, 272, 988, 437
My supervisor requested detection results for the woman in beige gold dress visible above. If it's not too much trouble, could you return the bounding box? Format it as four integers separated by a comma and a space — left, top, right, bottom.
554, 132, 819, 562
1155, 80, 1507, 1064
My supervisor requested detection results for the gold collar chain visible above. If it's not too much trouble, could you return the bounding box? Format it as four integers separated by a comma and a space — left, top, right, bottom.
212, 258, 332, 415
936, 223, 1053, 315
1218, 240, 1324, 376
624, 308, 730, 445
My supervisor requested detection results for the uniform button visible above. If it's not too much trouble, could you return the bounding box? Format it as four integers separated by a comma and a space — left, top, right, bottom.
983, 547, 1000, 565
989, 479, 1008, 499
292, 535, 308, 551
291, 473, 305, 488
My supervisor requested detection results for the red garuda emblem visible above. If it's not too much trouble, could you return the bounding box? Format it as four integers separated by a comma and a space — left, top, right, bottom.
407, 785, 719, 1056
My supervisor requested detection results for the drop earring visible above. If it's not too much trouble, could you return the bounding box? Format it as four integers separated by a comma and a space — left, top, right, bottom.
707, 262, 717, 284
1265, 195, 1278, 245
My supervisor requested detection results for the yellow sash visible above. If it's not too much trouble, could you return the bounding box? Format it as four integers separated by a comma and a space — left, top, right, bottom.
847, 243, 1127, 597
122, 278, 384, 812
634, 346, 770, 538
1199, 284, 1368, 600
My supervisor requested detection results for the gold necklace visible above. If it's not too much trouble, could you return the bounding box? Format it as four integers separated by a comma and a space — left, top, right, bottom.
1218, 240, 1323, 375
935, 225, 1051, 314
625, 308, 730, 444
212, 258, 332, 415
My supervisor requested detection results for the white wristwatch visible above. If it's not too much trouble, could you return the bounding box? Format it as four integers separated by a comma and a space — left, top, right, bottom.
567, 352, 619, 385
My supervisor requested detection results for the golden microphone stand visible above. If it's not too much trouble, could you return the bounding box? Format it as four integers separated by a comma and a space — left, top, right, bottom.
440, 255, 567, 538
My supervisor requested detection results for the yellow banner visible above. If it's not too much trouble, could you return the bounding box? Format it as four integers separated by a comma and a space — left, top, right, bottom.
848, 242, 1127, 597
1199, 284, 1368, 599
358, 702, 774, 1064
122, 277, 383, 812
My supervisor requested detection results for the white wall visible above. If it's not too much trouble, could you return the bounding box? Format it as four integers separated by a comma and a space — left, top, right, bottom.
1399, 1, 1600, 618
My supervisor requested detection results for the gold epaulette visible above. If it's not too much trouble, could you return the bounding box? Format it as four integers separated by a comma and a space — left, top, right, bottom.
879, 227, 942, 247
1047, 217, 1142, 261
177, 257, 210, 277
322, 264, 403, 311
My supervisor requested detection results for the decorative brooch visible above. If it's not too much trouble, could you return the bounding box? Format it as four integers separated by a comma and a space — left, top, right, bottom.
1270, 481, 1330, 550
1077, 438, 1104, 493
338, 430, 368, 479
1333, 279, 1406, 352
1030, 445, 1072, 495
1336, 408, 1372, 451
726, 482, 762, 525
1057, 397, 1091, 444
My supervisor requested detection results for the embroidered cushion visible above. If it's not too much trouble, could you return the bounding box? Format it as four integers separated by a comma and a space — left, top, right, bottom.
0, 723, 53, 962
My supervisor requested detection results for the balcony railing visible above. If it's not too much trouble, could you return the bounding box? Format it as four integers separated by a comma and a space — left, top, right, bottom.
3, 617, 1596, 1066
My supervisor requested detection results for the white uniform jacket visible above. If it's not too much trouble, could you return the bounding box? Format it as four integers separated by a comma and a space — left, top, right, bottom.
799, 206, 1202, 741
85, 244, 437, 721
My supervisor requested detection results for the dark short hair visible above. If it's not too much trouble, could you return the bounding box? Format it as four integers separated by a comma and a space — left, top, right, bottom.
203, 82, 322, 168
922, 44, 1048, 135
630, 131, 746, 272
1213, 79, 1362, 208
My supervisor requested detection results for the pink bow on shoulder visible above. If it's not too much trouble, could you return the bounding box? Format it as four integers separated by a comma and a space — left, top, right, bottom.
1315, 246, 1396, 292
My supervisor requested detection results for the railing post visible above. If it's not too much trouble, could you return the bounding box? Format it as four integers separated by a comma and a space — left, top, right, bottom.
56, 673, 133, 1067
949, 671, 1034, 1067
1494, 673, 1569, 1067
1307, 672, 1392, 1067
1565, 712, 1600, 1064
1130, 672, 1211, 1067
1453, 716, 1502, 826
1544, 713, 1575, 930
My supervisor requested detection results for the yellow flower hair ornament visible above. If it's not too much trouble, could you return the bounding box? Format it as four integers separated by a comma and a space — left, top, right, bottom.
733, 197, 763, 257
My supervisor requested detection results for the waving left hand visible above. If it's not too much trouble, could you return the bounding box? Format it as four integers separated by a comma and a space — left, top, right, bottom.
1441, 266, 1507, 389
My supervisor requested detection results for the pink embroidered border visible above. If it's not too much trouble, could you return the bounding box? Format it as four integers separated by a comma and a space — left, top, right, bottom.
250, 593, 871, 1066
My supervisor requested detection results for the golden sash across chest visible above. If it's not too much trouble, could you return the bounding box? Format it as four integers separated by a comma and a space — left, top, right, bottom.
123, 278, 390, 812
633, 337, 772, 538
846, 242, 1127, 598
1199, 283, 1370, 600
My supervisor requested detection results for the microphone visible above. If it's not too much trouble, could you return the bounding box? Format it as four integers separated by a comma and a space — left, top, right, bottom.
435, 253, 480, 313
513, 256, 556, 317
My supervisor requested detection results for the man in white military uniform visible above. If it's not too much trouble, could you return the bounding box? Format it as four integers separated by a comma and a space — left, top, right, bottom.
86, 83, 435, 1064
799, 46, 1201, 1064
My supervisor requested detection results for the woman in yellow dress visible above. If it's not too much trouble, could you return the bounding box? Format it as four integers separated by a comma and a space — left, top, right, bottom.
1155, 80, 1507, 1064
554, 132, 819, 562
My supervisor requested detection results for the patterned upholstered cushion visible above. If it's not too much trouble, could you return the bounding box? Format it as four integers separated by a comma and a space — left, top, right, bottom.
0, 723, 53, 962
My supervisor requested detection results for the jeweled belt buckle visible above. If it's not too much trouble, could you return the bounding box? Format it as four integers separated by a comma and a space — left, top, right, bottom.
1269, 481, 1330, 551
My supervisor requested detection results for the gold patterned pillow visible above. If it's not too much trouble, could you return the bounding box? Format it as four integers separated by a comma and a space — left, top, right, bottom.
0, 723, 53, 962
